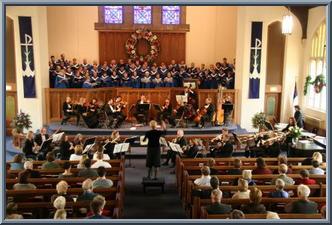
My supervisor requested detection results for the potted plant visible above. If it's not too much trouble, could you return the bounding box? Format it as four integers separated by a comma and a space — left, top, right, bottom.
252, 112, 267, 132
11, 110, 32, 134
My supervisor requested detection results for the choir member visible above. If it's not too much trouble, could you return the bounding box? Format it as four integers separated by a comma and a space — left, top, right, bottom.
82, 75, 94, 88
158, 62, 168, 78
121, 72, 131, 87
152, 73, 164, 88
141, 71, 152, 88
110, 71, 120, 87
100, 72, 111, 87
54, 69, 69, 88
164, 72, 174, 87
90, 71, 102, 88
131, 71, 141, 88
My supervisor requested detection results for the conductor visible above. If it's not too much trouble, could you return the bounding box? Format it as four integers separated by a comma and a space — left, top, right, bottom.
143, 120, 167, 180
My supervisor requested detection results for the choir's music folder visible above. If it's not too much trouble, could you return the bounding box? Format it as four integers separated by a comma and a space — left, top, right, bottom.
168, 142, 183, 153
113, 143, 130, 154
51, 132, 64, 143
83, 137, 96, 149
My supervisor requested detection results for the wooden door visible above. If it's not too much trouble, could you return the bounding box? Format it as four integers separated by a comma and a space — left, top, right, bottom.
264, 92, 281, 123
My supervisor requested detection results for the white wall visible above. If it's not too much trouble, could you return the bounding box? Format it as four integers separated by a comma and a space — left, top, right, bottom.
235, 6, 303, 131
6, 6, 49, 131
298, 6, 326, 124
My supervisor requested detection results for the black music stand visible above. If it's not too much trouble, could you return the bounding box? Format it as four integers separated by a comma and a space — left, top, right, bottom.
137, 103, 150, 125
37, 138, 53, 160
124, 136, 139, 168
103, 142, 116, 159
222, 103, 233, 126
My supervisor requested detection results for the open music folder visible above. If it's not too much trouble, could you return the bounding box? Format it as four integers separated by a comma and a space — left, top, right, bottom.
51, 132, 64, 143
168, 142, 183, 153
113, 143, 130, 154
83, 143, 95, 154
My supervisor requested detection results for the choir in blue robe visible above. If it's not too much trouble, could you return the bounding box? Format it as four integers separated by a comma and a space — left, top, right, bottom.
131, 75, 141, 88
100, 74, 111, 87
141, 76, 152, 88
90, 75, 102, 88
72, 74, 85, 88
121, 77, 132, 87
82, 78, 93, 88
55, 73, 69, 88
152, 77, 164, 88
110, 74, 120, 87
209, 73, 219, 89
164, 77, 174, 87
158, 67, 168, 78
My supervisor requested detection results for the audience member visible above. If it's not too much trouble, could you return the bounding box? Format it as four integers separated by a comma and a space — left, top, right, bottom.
270, 179, 289, 198
91, 152, 112, 169
58, 162, 74, 178
266, 211, 280, 219
241, 187, 266, 214
51, 180, 74, 202
207, 158, 218, 175
232, 179, 250, 199
242, 170, 255, 186
227, 158, 242, 175
42, 152, 60, 169
53, 196, 66, 210
271, 164, 295, 185
23, 161, 41, 178
285, 184, 318, 213
92, 167, 113, 189
87, 195, 110, 219
13, 171, 36, 190
296, 169, 316, 185
6, 202, 24, 219
77, 154, 89, 169
78, 159, 98, 178
309, 160, 325, 175
69, 145, 83, 161
206, 189, 232, 214
252, 157, 272, 175
194, 166, 211, 187
229, 209, 245, 219
77, 179, 98, 201
10, 154, 25, 170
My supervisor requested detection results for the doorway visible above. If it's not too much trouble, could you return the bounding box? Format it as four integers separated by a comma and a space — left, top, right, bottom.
265, 21, 285, 123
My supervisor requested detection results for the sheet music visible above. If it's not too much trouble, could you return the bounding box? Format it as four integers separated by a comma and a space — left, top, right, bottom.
159, 137, 168, 146
51, 132, 64, 143
113, 143, 130, 153
83, 143, 95, 154
140, 136, 148, 146
169, 142, 183, 153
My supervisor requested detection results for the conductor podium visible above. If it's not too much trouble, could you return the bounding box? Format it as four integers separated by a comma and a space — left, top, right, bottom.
142, 177, 165, 193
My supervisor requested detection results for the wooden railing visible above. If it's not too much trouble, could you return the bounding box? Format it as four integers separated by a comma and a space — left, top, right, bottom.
45, 87, 239, 124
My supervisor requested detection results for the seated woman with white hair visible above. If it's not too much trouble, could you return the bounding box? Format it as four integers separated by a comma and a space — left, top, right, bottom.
206, 189, 232, 214
23, 161, 41, 178
302, 152, 325, 166
232, 178, 250, 199
284, 184, 318, 213
242, 170, 255, 186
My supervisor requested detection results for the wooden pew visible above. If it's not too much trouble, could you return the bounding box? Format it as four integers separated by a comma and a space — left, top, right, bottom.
190, 185, 326, 219
200, 207, 323, 219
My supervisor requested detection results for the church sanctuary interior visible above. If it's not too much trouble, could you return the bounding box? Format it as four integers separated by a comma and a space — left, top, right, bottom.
4, 4, 328, 221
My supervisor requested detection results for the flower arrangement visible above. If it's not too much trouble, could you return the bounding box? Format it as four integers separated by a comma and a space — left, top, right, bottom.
304, 74, 326, 95
125, 28, 160, 63
288, 126, 302, 139
11, 110, 32, 133
252, 112, 267, 131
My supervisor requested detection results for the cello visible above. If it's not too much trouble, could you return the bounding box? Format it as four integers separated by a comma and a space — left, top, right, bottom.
193, 106, 207, 124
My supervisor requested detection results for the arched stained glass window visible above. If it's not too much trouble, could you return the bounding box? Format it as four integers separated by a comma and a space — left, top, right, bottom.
162, 6, 180, 25
306, 22, 326, 111
104, 6, 123, 24
133, 6, 152, 24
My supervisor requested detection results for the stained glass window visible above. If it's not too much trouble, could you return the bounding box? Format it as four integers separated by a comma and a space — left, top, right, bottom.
133, 6, 152, 24
162, 6, 180, 25
104, 6, 123, 24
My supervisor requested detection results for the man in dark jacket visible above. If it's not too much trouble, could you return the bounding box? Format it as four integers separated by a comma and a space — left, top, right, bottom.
206, 189, 232, 214
294, 105, 304, 128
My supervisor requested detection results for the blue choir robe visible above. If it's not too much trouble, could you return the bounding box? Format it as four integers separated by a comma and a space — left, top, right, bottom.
209, 73, 219, 89
221, 64, 232, 74
110, 75, 120, 87
50, 71, 59, 88
158, 68, 168, 78
178, 64, 187, 70
225, 76, 235, 89
140, 76, 152, 88
131, 76, 141, 88
121, 77, 132, 87
150, 70, 159, 79
90, 68, 101, 77
55, 74, 69, 88
72, 75, 85, 88
152, 78, 164, 88
163, 77, 174, 87
81, 63, 90, 69
171, 71, 181, 87
82, 79, 94, 88
198, 73, 208, 89
90, 76, 102, 87
117, 69, 126, 78
139, 68, 149, 77
65, 72, 74, 87
100, 74, 111, 87
101, 67, 110, 76
71, 63, 80, 71
128, 68, 138, 76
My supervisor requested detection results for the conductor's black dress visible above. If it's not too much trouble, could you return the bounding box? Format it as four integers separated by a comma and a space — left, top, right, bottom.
143, 129, 166, 168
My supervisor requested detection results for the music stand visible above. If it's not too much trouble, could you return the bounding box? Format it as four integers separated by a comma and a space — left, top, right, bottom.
124, 136, 139, 168
37, 138, 53, 160
222, 103, 233, 126
51, 132, 64, 143
83, 137, 96, 149
168, 142, 184, 154
103, 142, 115, 159
137, 103, 150, 125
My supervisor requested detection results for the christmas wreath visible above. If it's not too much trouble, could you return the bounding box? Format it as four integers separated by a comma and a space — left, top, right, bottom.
304, 74, 326, 95
125, 28, 160, 62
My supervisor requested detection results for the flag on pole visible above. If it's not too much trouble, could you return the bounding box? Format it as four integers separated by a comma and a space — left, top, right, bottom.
293, 82, 299, 107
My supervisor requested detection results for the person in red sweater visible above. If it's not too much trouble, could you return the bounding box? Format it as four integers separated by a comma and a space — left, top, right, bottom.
252, 157, 272, 175
296, 169, 316, 185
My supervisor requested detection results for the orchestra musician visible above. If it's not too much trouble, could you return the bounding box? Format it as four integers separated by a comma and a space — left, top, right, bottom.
104, 99, 116, 128
113, 96, 127, 128
22, 131, 39, 160
159, 99, 176, 127
162, 129, 187, 167
34, 127, 50, 147
61, 96, 80, 126
210, 134, 234, 158
82, 98, 100, 128
194, 97, 215, 128
183, 85, 197, 109
133, 94, 150, 125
